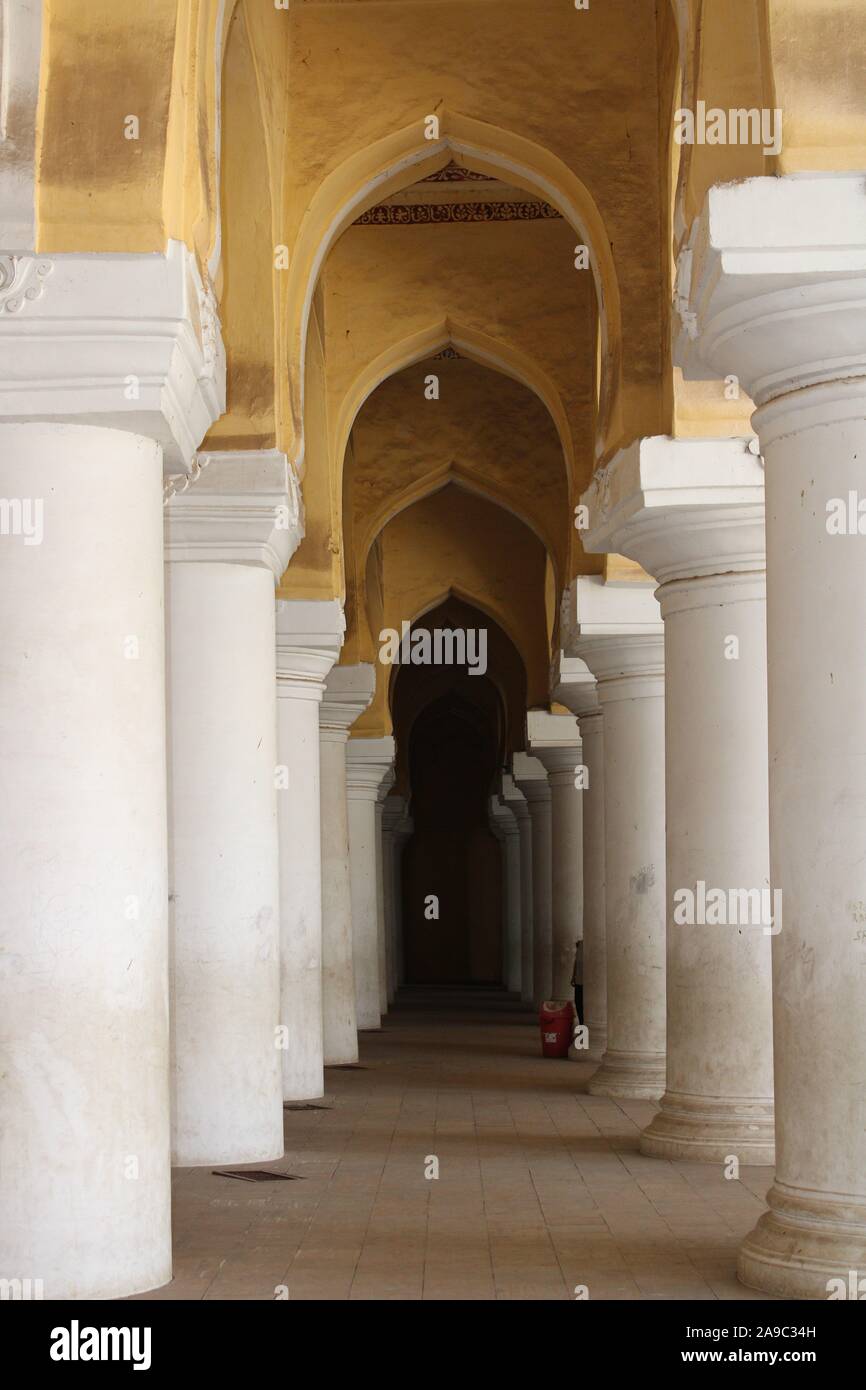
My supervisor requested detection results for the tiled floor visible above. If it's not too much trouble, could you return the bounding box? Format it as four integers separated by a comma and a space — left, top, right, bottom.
135, 986, 777, 1301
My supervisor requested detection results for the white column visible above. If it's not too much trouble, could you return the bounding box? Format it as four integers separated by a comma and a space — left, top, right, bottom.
0, 240, 224, 1300
553, 656, 607, 1061
375, 770, 396, 1016
502, 773, 534, 1004
319, 665, 376, 1065
513, 753, 553, 1008
581, 439, 774, 1162
275, 600, 345, 1103
679, 173, 866, 1296
346, 735, 395, 1030
528, 712, 583, 1000
0, 423, 171, 1300
489, 797, 522, 993
165, 451, 298, 1165
568, 578, 666, 1099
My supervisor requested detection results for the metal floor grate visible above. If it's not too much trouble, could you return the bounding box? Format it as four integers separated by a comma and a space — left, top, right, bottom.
212, 1169, 304, 1182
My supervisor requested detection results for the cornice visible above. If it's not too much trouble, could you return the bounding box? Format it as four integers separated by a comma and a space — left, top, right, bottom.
580, 436, 765, 585
675, 175, 866, 407
550, 650, 598, 717
164, 449, 302, 582
512, 750, 548, 783
346, 735, 397, 798
275, 599, 346, 690
562, 575, 663, 651
320, 663, 376, 737
526, 709, 582, 770
499, 772, 529, 821
0, 240, 226, 471
512, 751, 552, 806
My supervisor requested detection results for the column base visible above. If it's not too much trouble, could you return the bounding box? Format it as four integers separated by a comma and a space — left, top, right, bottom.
570, 1028, 606, 1064
283, 1087, 326, 1104
738, 1182, 866, 1300
588, 1048, 665, 1100
639, 1092, 775, 1164
586, 1024, 607, 1064
174, 1139, 285, 1169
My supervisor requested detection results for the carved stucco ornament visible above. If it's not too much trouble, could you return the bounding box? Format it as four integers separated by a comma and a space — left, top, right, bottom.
0, 255, 53, 314
164, 453, 211, 504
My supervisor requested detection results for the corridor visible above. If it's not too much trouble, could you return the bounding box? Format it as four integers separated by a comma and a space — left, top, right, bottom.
135, 990, 774, 1303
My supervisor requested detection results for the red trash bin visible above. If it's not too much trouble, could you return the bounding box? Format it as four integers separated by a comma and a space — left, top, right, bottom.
539, 999, 575, 1058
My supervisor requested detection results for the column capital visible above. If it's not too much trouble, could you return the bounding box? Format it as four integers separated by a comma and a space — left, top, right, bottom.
275, 599, 345, 701
551, 651, 599, 718
563, 577, 664, 701
165, 450, 302, 581
499, 771, 530, 822
675, 174, 866, 413
0, 240, 225, 472
382, 794, 408, 834
512, 751, 551, 805
320, 663, 376, 741
376, 766, 397, 807
526, 709, 582, 782
346, 735, 396, 800
580, 436, 766, 589
489, 797, 519, 839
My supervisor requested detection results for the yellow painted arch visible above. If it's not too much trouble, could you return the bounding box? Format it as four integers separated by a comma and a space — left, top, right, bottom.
286, 110, 624, 470
357, 468, 562, 607
335, 317, 576, 502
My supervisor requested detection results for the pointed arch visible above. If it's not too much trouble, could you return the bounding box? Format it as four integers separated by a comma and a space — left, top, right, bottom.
335, 317, 575, 502
357, 468, 561, 604
389, 591, 527, 759
387, 586, 532, 726
286, 110, 624, 468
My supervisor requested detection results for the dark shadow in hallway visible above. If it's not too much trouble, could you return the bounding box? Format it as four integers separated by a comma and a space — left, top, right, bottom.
402, 691, 502, 983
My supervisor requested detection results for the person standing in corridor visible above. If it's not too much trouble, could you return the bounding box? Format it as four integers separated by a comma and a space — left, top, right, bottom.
571, 939, 584, 1023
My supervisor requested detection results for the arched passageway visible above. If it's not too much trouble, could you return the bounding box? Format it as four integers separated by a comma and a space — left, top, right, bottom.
389, 594, 530, 987
402, 691, 502, 985
8, 0, 866, 1324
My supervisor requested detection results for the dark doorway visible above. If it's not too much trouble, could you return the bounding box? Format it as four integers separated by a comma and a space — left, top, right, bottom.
402, 687, 503, 983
